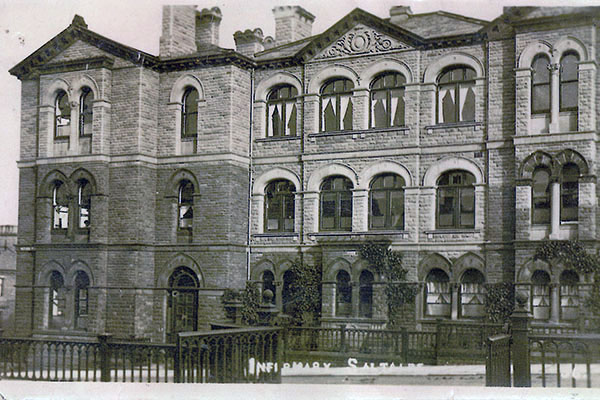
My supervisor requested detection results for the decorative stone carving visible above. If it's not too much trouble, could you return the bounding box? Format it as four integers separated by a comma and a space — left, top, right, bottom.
315, 25, 410, 59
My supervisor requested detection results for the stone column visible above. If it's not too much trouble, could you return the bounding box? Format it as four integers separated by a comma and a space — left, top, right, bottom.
274, 281, 283, 311
550, 283, 560, 323
451, 283, 459, 320
549, 181, 561, 239
353, 189, 368, 232
351, 282, 359, 317
549, 63, 560, 133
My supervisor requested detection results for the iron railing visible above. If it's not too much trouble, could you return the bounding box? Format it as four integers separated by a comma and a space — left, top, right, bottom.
485, 334, 511, 387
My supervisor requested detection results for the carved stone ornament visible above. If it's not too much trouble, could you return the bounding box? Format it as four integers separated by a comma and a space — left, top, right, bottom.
315, 25, 411, 59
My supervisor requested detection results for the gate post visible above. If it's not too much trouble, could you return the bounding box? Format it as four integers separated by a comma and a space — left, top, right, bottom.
174, 334, 181, 383
98, 333, 112, 382
511, 292, 531, 387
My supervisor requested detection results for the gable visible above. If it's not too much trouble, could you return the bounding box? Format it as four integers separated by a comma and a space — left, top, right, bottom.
51, 40, 136, 69
313, 24, 413, 60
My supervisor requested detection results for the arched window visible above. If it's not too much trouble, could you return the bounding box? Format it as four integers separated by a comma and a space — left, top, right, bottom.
78, 180, 91, 229
167, 267, 199, 341
425, 268, 451, 317
560, 52, 579, 112
437, 66, 476, 123
531, 270, 551, 320
74, 271, 90, 330
282, 269, 296, 314
336, 270, 352, 317
79, 87, 93, 136
55, 90, 71, 138
370, 72, 406, 128
531, 55, 551, 115
52, 181, 69, 230
49, 271, 65, 329
369, 173, 405, 230
359, 270, 374, 318
532, 167, 551, 225
321, 78, 354, 132
436, 170, 475, 229
320, 176, 353, 231
267, 85, 297, 137
262, 270, 276, 305
178, 180, 194, 229
265, 180, 295, 232
559, 270, 579, 321
459, 269, 485, 318
181, 88, 199, 138
560, 163, 579, 222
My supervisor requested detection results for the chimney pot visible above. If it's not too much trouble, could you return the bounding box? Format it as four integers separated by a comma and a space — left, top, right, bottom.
390, 5, 412, 25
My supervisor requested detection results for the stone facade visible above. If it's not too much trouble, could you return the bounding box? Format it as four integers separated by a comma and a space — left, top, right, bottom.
0, 226, 17, 334
9, 5, 600, 341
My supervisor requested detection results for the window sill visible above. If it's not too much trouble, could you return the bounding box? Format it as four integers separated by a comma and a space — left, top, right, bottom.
79, 134, 92, 139
53, 136, 70, 141
253, 233, 299, 238
255, 135, 300, 142
425, 229, 480, 238
308, 126, 409, 139
424, 121, 481, 133
309, 231, 409, 241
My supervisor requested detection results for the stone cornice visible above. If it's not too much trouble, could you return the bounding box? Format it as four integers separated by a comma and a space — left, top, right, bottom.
38, 56, 114, 75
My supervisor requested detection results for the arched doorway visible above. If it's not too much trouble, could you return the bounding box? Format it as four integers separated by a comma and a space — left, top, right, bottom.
167, 266, 199, 342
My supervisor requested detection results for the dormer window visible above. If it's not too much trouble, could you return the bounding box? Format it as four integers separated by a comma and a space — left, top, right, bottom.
55, 90, 70, 138
321, 78, 354, 132
267, 85, 298, 137
437, 66, 476, 123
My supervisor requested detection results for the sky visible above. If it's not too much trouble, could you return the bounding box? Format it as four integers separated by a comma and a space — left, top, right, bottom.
0, 0, 596, 226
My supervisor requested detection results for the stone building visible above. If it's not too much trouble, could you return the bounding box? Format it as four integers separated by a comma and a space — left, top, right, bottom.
0, 226, 17, 334
9, 5, 600, 341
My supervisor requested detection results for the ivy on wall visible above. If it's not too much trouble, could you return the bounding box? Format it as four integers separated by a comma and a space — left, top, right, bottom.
359, 241, 417, 328
288, 259, 322, 326
484, 282, 515, 323
241, 281, 260, 326
534, 240, 599, 274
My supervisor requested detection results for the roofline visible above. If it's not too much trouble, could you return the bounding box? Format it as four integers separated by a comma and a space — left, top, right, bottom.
407, 10, 489, 26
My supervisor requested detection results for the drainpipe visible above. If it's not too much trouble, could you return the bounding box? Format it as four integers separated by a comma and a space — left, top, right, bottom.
246, 68, 255, 282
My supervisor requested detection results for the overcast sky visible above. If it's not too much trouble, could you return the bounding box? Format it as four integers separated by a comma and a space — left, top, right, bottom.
0, 0, 596, 226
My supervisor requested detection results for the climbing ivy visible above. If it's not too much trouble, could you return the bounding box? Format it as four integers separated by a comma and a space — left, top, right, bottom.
287, 259, 322, 326
534, 240, 599, 275
484, 282, 515, 323
359, 241, 417, 328
241, 281, 260, 326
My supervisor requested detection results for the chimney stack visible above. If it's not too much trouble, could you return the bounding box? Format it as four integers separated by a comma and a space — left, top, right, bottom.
390, 6, 412, 25
159, 5, 197, 57
234, 29, 265, 57
273, 5, 315, 46
196, 7, 222, 48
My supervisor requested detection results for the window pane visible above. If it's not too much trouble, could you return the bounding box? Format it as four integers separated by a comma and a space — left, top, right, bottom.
438, 188, 455, 227
461, 85, 476, 121
321, 193, 336, 229
270, 104, 282, 136
532, 57, 550, 83
459, 187, 475, 227
391, 88, 405, 126
340, 192, 352, 229
440, 88, 456, 123
323, 97, 337, 131
370, 191, 385, 228
342, 97, 353, 130
372, 91, 388, 128
532, 84, 550, 113
287, 103, 297, 136
560, 54, 578, 82
560, 82, 578, 110
390, 190, 404, 229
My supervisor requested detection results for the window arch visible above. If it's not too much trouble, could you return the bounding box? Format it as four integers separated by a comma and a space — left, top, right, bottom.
167, 266, 199, 341
459, 269, 485, 318
77, 180, 91, 229
532, 166, 551, 225
262, 270, 276, 305
178, 180, 194, 229
370, 72, 406, 128
369, 173, 405, 230
52, 181, 69, 230
74, 271, 90, 330
320, 176, 353, 231
359, 270, 374, 318
79, 87, 93, 137
559, 270, 579, 321
320, 78, 354, 132
55, 90, 71, 138
560, 52, 579, 112
437, 65, 476, 123
531, 55, 551, 115
436, 170, 475, 229
560, 163, 579, 222
425, 268, 451, 317
531, 270, 551, 320
336, 270, 352, 317
265, 179, 295, 232
49, 271, 65, 329
182, 87, 199, 138
267, 85, 298, 137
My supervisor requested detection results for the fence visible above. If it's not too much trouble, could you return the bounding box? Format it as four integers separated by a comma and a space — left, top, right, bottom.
0, 327, 281, 383
285, 320, 503, 365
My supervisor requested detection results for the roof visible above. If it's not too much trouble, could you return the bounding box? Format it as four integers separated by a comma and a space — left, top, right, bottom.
392, 11, 488, 39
